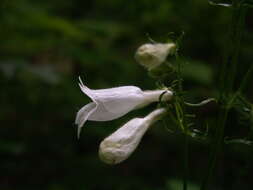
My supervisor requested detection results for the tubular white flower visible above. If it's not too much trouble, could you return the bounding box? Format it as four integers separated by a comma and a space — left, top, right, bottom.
75, 77, 173, 138
135, 43, 176, 70
99, 108, 166, 164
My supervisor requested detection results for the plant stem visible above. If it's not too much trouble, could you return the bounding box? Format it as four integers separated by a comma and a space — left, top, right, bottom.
183, 128, 189, 190
200, 1, 247, 190
225, 3, 247, 94
219, 2, 247, 99
174, 42, 188, 190
200, 107, 228, 190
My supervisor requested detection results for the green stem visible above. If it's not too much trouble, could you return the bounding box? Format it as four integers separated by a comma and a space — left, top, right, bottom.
201, 2, 247, 190
183, 128, 189, 190
236, 63, 253, 94
219, 2, 247, 100
226, 4, 247, 94
228, 64, 253, 106
175, 35, 188, 190
200, 107, 228, 190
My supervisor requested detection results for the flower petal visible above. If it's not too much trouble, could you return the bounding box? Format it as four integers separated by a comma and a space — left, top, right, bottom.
75, 102, 97, 138
88, 101, 131, 121
78, 79, 146, 115
92, 86, 144, 114
78, 77, 97, 103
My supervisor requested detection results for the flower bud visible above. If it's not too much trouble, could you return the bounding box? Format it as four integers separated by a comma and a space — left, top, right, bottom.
135, 43, 176, 70
99, 108, 166, 164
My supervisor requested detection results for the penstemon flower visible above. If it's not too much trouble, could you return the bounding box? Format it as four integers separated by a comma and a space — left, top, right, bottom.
135, 42, 176, 70
75, 77, 173, 137
99, 108, 167, 164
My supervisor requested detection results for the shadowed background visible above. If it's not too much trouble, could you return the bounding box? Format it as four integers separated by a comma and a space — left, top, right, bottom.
1, 0, 253, 189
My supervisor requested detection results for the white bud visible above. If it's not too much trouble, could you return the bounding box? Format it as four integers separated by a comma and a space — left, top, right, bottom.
135, 43, 176, 70
99, 108, 166, 164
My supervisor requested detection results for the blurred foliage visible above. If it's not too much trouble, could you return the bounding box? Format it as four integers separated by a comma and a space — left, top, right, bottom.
0, 0, 253, 190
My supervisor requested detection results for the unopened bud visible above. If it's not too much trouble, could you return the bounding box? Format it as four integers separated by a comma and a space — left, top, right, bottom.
135, 43, 176, 70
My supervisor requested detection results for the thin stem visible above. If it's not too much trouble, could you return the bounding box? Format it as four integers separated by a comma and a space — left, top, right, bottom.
226, 4, 247, 93
174, 34, 188, 190
183, 127, 189, 190
219, 2, 247, 100
200, 107, 228, 190
200, 2, 247, 190
175, 100, 188, 190
236, 63, 253, 94
175, 98, 189, 190
228, 64, 253, 106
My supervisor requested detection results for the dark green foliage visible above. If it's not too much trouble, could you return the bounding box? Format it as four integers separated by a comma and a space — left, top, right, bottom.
0, 0, 253, 190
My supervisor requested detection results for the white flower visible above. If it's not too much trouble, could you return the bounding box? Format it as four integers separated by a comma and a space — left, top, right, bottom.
75, 77, 173, 138
99, 108, 166, 164
135, 43, 176, 70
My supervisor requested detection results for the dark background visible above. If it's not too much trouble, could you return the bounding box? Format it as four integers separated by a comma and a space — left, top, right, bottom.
1, 0, 253, 190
